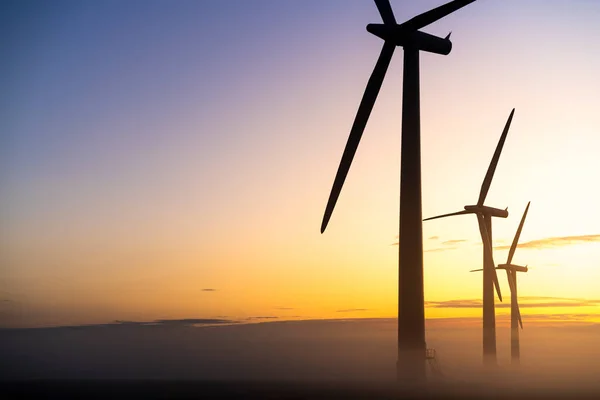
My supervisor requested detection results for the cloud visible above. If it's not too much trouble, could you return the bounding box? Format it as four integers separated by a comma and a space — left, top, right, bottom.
5, 319, 241, 330
391, 238, 464, 249
246, 316, 279, 320
528, 313, 595, 320
418, 239, 466, 251
336, 308, 369, 313
114, 318, 236, 327
517, 297, 600, 308
201, 288, 217, 292
424, 246, 459, 253
494, 234, 600, 250
471, 240, 508, 247
442, 239, 467, 245
517, 313, 599, 325
426, 297, 600, 309
425, 300, 482, 309
154, 319, 234, 325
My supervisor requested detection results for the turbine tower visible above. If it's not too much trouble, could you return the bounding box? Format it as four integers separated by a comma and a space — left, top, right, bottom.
472, 202, 530, 363
320, 0, 477, 383
497, 201, 530, 364
424, 109, 516, 366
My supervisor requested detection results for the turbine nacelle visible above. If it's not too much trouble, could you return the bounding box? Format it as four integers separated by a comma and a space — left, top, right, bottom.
366, 24, 452, 55
464, 205, 509, 219
497, 264, 528, 273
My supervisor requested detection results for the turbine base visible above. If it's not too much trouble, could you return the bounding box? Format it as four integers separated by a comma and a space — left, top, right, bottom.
397, 348, 427, 384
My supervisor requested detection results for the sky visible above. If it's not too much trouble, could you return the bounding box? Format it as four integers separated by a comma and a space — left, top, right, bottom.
1, 0, 600, 329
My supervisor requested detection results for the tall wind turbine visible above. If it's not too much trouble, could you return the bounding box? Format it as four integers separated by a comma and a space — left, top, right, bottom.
470, 202, 531, 364
424, 109, 516, 366
320, 0, 477, 383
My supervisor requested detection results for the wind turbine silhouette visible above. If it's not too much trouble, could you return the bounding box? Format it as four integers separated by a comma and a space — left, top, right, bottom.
424, 108, 515, 366
472, 201, 531, 364
320, 0, 477, 383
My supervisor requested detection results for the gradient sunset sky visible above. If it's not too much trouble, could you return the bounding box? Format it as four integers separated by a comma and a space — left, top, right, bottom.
2, 0, 600, 328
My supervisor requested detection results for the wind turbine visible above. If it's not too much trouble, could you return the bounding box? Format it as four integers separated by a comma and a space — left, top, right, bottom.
423, 108, 516, 366
500, 201, 532, 365
499, 202, 530, 365
471, 202, 530, 364
320, 0, 477, 383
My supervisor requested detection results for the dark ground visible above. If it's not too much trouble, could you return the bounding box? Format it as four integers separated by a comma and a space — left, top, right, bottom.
3, 319, 600, 398
2, 380, 600, 400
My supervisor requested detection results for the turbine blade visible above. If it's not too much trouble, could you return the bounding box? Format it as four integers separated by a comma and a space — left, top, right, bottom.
514, 274, 524, 329
398, 0, 476, 33
477, 213, 502, 302
477, 108, 515, 206
321, 42, 395, 233
470, 269, 484, 272
517, 301, 523, 329
506, 270, 523, 329
512, 271, 523, 329
423, 209, 472, 222
505, 269, 515, 294
507, 201, 531, 265
374, 0, 396, 25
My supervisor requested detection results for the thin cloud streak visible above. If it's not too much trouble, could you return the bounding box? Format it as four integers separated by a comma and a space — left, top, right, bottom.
494, 234, 600, 250
391, 243, 460, 252
392, 237, 462, 249
426, 297, 600, 309
424, 246, 459, 253
442, 239, 467, 245
113, 319, 236, 326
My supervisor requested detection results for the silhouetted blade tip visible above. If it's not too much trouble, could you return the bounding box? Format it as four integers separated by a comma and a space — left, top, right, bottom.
320, 218, 329, 234
477, 108, 515, 206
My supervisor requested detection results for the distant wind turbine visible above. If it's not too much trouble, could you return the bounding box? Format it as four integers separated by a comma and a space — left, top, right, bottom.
320, 0, 477, 383
472, 202, 531, 364
424, 108, 516, 366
